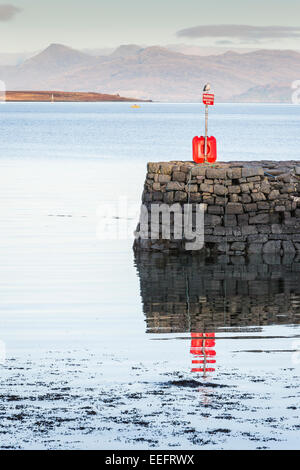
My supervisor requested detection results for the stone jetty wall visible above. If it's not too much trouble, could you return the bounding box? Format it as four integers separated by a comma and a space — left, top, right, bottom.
133, 160, 300, 257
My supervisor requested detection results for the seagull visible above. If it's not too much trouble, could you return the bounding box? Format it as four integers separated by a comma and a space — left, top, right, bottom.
203, 83, 211, 92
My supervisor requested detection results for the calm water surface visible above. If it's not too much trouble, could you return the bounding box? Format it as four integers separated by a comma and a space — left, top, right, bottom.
0, 103, 299, 449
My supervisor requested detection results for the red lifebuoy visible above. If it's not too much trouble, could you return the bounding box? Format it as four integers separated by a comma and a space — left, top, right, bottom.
192, 136, 217, 163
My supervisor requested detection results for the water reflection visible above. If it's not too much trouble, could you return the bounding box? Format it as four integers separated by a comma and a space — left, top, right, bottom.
190, 333, 216, 375
134, 252, 300, 375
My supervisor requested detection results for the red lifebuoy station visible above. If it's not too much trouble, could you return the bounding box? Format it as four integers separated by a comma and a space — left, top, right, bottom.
193, 85, 217, 163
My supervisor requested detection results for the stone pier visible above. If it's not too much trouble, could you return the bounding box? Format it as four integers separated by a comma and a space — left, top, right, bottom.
133, 160, 300, 258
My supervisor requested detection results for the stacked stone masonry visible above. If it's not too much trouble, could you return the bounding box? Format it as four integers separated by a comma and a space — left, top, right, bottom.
133, 160, 300, 257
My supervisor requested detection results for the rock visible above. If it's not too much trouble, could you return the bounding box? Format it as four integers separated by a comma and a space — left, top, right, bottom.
153, 191, 163, 201
241, 225, 258, 235
231, 242, 246, 251
237, 214, 249, 225
249, 213, 270, 224
242, 167, 264, 178
241, 194, 252, 203
247, 176, 262, 182
164, 192, 174, 203
230, 167, 242, 179
206, 168, 227, 179
158, 174, 171, 183
191, 167, 206, 177
260, 181, 271, 194
228, 185, 241, 194
248, 234, 269, 243
205, 235, 225, 243
185, 184, 198, 193
214, 184, 228, 196
166, 181, 185, 191
251, 192, 266, 202
147, 162, 160, 173
174, 191, 187, 202
263, 240, 281, 253
226, 203, 243, 214
215, 197, 226, 206
208, 205, 224, 215
205, 214, 222, 226
257, 225, 271, 234
189, 192, 202, 202
200, 183, 214, 193
282, 241, 295, 253
268, 189, 280, 200
240, 183, 251, 193
224, 214, 237, 226
217, 242, 229, 252
214, 226, 226, 236
180, 164, 193, 174
277, 173, 292, 183
248, 243, 263, 254
244, 203, 258, 212
172, 171, 186, 182
159, 163, 174, 175
203, 195, 215, 204
281, 183, 295, 193
230, 194, 239, 203
257, 201, 270, 210
271, 224, 282, 234
295, 166, 300, 176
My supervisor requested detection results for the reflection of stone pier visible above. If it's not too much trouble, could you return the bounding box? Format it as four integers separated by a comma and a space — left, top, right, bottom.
134, 252, 300, 334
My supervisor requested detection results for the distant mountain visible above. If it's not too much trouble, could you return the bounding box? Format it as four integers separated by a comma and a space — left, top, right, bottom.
1, 43, 299, 102
166, 44, 257, 56
21, 43, 96, 73
110, 44, 143, 58
230, 83, 295, 103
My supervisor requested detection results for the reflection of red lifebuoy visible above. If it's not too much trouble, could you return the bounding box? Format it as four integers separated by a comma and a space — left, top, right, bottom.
192, 136, 217, 163
190, 333, 216, 373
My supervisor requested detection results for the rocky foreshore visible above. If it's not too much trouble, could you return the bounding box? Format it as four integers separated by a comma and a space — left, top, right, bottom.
133, 160, 300, 258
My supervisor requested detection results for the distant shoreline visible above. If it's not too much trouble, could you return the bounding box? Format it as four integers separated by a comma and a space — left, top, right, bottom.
4, 90, 150, 103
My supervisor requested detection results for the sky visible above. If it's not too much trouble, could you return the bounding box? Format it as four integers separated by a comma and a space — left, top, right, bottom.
0, 0, 300, 53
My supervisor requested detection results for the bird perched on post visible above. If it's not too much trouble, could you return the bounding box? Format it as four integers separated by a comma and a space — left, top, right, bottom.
203, 83, 211, 92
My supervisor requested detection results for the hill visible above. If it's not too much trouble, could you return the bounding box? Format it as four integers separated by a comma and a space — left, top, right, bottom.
0, 43, 299, 102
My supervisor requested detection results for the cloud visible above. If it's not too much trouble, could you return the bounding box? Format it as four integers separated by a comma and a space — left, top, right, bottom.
176, 25, 300, 42
0, 4, 21, 21
215, 40, 235, 46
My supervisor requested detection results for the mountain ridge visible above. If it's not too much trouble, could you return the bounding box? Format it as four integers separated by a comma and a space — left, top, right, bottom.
0, 43, 299, 102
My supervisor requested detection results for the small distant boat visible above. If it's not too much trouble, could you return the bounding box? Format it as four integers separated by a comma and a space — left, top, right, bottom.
131, 104, 140, 109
